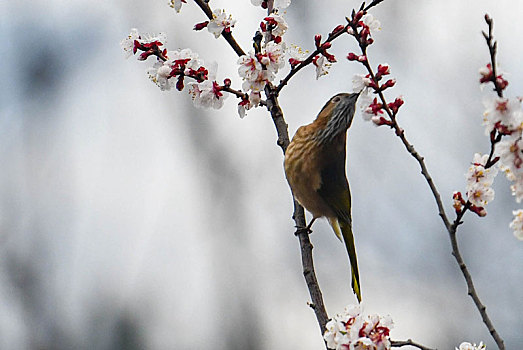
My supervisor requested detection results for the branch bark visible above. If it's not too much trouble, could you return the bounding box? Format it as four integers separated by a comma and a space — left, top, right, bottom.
391, 339, 436, 350
191, 0, 331, 340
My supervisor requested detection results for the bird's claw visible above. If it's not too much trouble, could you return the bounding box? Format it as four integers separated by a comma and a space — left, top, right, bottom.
294, 225, 312, 236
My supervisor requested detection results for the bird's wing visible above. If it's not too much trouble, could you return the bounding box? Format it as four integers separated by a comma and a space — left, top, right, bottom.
317, 153, 361, 302
317, 154, 352, 224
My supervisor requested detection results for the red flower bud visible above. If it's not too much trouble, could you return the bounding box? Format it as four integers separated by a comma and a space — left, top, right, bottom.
314, 34, 322, 48
176, 76, 185, 91
331, 25, 345, 36
321, 41, 332, 50
347, 52, 359, 61
383, 79, 396, 89
193, 21, 209, 31
377, 64, 390, 76
354, 10, 364, 23
496, 75, 509, 90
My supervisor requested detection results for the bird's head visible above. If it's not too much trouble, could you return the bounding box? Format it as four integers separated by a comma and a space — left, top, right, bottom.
313, 92, 360, 144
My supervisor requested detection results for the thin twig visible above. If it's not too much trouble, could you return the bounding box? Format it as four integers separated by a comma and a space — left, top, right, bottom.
351, 15, 505, 349
192, 0, 246, 57
482, 15, 503, 98
364, 0, 386, 11
391, 339, 437, 350
222, 87, 267, 106
275, 24, 349, 95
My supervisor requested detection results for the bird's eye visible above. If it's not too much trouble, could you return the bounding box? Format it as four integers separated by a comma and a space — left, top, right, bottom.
332, 96, 341, 103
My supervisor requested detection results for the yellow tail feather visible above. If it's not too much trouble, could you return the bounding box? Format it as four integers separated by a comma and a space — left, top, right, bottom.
330, 218, 361, 302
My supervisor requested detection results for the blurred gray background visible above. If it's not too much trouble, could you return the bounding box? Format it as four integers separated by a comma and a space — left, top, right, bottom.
1, 0, 522, 349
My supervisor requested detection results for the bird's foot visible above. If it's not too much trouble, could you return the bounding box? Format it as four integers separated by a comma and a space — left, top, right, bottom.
294, 218, 316, 236
294, 225, 311, 236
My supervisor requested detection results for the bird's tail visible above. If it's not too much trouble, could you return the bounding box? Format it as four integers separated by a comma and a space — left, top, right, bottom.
332, 220, 360, 302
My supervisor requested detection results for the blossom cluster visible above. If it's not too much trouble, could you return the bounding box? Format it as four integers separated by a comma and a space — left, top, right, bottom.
346, 12, 405, 127
483, 95, 523, 202
121, 29, 228, 109
455, 153, 498, 216
121, 28, 167, 60
456, 341, 487, 350
477, 62, 523, 239
323, 304, 393, 350
236, 11, 289, 117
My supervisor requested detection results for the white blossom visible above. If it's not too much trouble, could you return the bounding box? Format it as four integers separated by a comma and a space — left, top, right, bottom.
241, 69, 274, 92
313, 55, 330, 80
497, 138, 523, 176
467, 183, 495, 207
169, 0, 186, 13
324, 304, 393, 350
287, 44, 308, 65
465, 153, 497, 207
145, 48, 206, 91
189, 80, 227, 109
261, 41, 285, 73
265, 13, 288, 37
237, 91, 262, 118
352, 74, 372, 93
357, 89, 373, 120
120, 28, 167, 60
466, 153, 498, 187
207, 9, 236, 38
511, 179, 523, 203
456, 341, 487, 350
188, 62, 226, 109
168, 48, 204, 70
120, 28, 140, 58
251, 0, 291, 9
509, 209, 523, 240
482, 96, 523, 134
362, 13, 381, 31
238, 51, 263, 81
274, 0, 291, 8
147, 61, 174, 91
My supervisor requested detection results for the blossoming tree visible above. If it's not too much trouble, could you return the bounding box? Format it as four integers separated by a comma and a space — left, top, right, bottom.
122, 1, 520, 349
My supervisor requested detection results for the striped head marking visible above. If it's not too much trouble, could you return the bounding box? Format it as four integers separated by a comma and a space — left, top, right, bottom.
314, 92, 359, 143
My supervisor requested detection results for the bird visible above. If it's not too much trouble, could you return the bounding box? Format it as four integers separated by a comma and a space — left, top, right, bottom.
284, 92, 361, 301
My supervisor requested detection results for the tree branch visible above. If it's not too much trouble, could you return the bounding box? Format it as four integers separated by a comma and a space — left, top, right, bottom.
191, 0, 331, 341
350, 15, 505, 349
265, 0, 330, 340
391, 339, 436, 350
